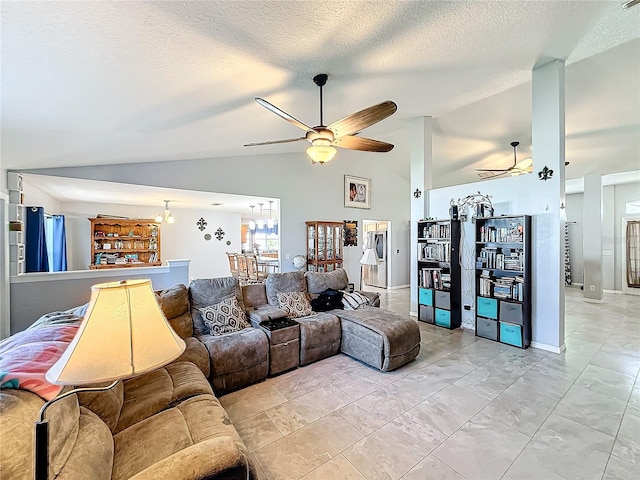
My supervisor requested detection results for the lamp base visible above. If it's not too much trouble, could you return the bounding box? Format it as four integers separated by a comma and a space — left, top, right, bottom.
34, 420, 49, 480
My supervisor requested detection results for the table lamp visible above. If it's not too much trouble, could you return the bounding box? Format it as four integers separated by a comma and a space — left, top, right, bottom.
360, 248, 380, 290
35, 279, 186, 480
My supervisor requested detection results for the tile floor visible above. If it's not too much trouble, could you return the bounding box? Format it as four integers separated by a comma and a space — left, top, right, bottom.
220, 287, 640, 480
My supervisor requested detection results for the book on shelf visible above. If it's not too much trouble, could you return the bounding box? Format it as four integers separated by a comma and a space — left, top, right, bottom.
479, 223, 524, 243
419, 242, 451, 262
419, 267, 446, 289
421, 223, 450, 240
477, 247, 524, 271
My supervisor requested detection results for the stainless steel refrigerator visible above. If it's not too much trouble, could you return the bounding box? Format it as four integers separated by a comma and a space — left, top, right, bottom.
363, 231, 387, 288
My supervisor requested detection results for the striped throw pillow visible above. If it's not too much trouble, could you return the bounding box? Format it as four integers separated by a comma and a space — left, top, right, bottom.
341, 292, 370, 310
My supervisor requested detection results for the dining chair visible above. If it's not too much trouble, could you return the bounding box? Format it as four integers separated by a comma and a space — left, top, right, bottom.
245, 254, 268, 283
226, 252, 238, 277
236, 254, 249, 284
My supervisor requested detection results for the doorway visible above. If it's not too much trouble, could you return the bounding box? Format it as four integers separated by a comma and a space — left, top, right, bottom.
622, 217, 640, 296
362, 220, 391, 289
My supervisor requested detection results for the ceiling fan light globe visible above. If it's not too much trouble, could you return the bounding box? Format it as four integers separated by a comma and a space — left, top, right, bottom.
307, 145, 337, 165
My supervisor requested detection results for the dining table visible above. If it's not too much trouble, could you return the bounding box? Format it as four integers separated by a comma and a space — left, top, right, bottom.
257, 257, 279, 273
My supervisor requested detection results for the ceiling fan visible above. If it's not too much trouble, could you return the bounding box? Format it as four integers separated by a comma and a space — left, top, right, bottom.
245, 74, 397, 165
476, 141, 533, 179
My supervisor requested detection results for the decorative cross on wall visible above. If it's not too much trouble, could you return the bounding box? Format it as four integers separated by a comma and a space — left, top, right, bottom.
214, 227, 225, 241
196, 217, 207, 231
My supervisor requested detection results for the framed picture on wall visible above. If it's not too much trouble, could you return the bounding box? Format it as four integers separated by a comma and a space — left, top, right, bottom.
344, 175, 371, 209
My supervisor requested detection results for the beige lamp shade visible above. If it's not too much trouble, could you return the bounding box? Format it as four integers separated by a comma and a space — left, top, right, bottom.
360, 248, 380, 266
46, 279, 185, 385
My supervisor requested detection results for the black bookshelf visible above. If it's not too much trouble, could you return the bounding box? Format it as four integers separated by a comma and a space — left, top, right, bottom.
417, 219, 462, 330
474, 215, 532, 348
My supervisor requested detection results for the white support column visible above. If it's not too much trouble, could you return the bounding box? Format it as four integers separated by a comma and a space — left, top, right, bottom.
410, 117, 433, 316
601, 186, 615, 290
583, 174, 604, 301
531, 60, 566, 352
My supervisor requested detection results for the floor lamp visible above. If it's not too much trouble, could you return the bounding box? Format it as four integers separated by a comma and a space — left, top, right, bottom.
35, 279, 185, 480
360, 248, 380, 290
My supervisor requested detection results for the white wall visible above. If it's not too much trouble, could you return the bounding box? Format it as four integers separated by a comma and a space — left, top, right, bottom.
565, 192, 584, 284
566, 182, 640, 291
614, 182, 640, 290
21, 179, 61, 214
26, 145, 412, 288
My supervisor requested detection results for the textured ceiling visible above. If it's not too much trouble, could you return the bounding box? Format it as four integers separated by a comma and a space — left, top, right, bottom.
1, 1, 639, 189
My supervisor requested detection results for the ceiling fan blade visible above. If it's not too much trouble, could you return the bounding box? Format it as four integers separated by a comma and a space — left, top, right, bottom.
328, 101, 397, 137
333, 135, 394, 152
244, 137, 307, 147
478, 171, 507, 179
255, 98, 316, 133
475, 168, 511, 172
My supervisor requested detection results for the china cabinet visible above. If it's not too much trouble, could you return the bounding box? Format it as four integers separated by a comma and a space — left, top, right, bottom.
89, 218, 161, 269
306, 221, 343, 272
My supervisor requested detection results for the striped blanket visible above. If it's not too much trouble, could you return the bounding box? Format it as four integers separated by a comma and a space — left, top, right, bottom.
0, 324, 79, 400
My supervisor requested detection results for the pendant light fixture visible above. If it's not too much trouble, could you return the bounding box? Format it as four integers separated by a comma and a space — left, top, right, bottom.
257, 203, 264, 229
267, 200, 275, 229
249, 205, 256, 232
155, 200, 175, 224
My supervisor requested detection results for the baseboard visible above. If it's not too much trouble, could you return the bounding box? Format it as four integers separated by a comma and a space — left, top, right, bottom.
583, 298, 605, 304
603, 289, 622, 294
530, 341, 566, 354
409, 310, 418, 318
388, 284, 410, 290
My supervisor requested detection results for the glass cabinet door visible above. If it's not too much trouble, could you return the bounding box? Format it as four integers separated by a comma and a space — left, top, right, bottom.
327, 227, 334, 260
318, 225, 325, 260
335, 226, 342, 259
307, 225, 316, 260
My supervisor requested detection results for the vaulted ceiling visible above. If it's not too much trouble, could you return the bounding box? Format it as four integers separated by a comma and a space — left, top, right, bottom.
2, 1, 639, 189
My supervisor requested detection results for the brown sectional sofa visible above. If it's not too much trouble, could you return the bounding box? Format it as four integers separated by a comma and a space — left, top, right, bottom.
0, 269, 419, 480
0, 280, 258, 480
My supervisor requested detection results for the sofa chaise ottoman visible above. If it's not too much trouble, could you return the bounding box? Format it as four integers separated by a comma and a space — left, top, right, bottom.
335, 307, 421, 371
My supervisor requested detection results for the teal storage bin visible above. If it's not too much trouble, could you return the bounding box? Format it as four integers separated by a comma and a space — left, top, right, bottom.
435, 308, 451, 328
500, 322, 523, 348
419, 288, 433, 306
477, 297, 498, 320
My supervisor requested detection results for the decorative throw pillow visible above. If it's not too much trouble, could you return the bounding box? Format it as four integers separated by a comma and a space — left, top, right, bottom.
341, 291, 370, 310
200, 297, 250, 336
276, 291, 314, 318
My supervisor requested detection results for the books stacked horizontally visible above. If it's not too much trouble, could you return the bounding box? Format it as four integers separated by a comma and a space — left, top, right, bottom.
492, 275, 524, 301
